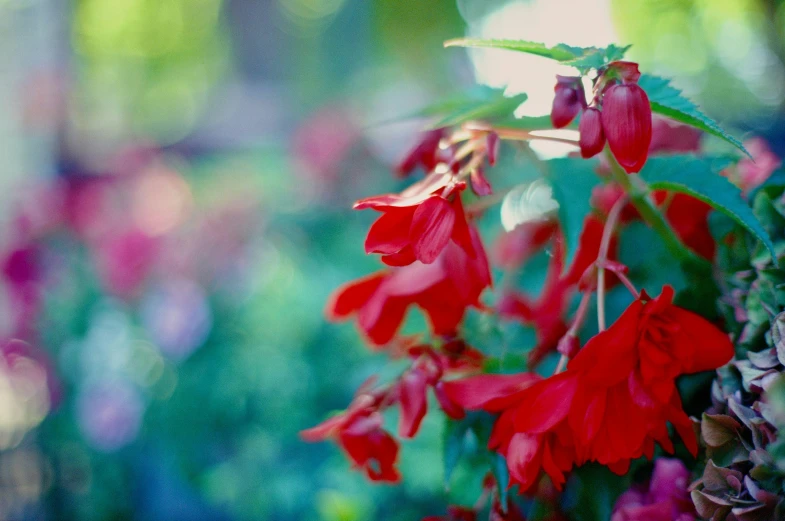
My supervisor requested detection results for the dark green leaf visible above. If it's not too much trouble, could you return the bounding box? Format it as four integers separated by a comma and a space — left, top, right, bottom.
547, 158, 602, 270
490, 452, 509, 509
638, 75, 749, 157
443, 416, 471, 486
642, 156, 776, 259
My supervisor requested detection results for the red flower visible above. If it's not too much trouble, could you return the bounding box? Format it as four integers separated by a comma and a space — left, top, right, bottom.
579, 107, 606, 159
301, 397, 401, 482
601, 69, 652, 173
570, 286, 732, 467
445, 286, 733, 492
327, 226, 490, 345
551, 75, 586, 129
356, 173, 474, 265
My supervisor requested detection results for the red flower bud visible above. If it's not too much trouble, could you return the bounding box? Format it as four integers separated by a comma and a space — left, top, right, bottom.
469, 166, 492, 196
578, 107, 605, 158
550, 76, 585, 129
601, 83, 652, 173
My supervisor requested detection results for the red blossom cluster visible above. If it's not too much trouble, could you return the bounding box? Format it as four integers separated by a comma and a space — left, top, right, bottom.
304, 54, 749, 518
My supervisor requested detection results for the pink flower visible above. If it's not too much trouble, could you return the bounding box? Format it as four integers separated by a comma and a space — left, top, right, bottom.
611, 458, 696, 521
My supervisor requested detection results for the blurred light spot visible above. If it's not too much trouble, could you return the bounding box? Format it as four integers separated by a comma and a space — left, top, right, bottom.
500, 179, 559, 231
133, 167, 192, 236
277, 0, 348, 35
469, 0, 617, 116
77, 380, 144, 452
0, 345, 50, 450
140, 279, 212, 361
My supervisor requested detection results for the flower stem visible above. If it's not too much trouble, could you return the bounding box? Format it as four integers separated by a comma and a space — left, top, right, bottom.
596, 193, 628, 331
604, 149, 707, 268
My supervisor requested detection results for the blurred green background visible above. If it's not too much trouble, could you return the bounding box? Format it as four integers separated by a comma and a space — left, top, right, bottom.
0, 0, 783, 520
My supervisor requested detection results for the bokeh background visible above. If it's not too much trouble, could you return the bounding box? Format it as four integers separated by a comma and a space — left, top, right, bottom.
0, 0, 784, 519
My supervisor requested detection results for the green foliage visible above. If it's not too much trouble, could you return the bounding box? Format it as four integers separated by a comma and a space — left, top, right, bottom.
400, 86, 528, 128
547, 157, 602, 270
638, 75, 749, 157
642, 156, 776, 259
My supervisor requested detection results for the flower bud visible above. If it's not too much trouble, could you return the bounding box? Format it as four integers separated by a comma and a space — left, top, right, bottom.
578, 107, 605, 158
601, 83, 652, 173
550, 76, 585, 129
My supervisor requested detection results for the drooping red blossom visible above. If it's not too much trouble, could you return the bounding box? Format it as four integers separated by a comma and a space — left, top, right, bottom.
356, 173, 474, 265
301, 400, 401, 482
566, 286, 733, 470
397, 128, 449, 178
446, 286, 733, 492
327, 225, 490, 346
551, 76, 586, 129
611, 458, 696, 521
601, 75, 652, 173
579, 107, 606, 159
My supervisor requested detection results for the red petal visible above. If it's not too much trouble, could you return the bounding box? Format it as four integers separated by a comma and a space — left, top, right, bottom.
506, 433, 543, 492
325, 272, 387, 320
381, 246, 417, 267
410, 196, 456, 264
513, 372, 578, 433
398, 369, 429, 438
434, 381, 465, 419
441, 373, 541, 412
357, 292, 409, 345
668, 306, 733, 373
365, 207, 415, 254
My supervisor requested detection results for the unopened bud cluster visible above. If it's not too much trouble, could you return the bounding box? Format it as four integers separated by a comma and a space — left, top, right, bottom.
551, 61, 652, 173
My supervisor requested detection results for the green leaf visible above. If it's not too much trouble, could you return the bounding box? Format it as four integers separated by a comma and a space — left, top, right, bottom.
444, 38, 630, 73
379, 86, 527, 128
638, 75, 749, 157
431, 90, 528, 129
562, 43, 631, 71
443, 417, 471, 486
547, 158, 602, 269
444, 38, 583, 61
642, 156, 776, 259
